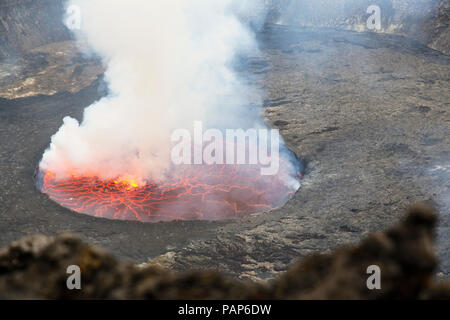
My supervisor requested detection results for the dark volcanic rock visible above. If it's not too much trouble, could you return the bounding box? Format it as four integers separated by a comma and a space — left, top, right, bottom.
0, 1, 103, 99
0, 203, 449, 299
272, 203, 438, 299
0, 0, 449, 285
0, 41, 104, 99
268, 0, 450, 55
0, 0, 71, 59
0, 23, 449, 283
422, 0, 450, 54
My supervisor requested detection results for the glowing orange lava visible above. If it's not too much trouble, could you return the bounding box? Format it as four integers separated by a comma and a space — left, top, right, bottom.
39, 161, 302, 222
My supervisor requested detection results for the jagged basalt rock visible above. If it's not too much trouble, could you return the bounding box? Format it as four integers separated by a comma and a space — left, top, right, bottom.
0, 203, 448, 299
272, 203, 438, 299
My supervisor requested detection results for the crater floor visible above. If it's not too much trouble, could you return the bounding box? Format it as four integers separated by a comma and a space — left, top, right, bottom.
0, 25, 449, 281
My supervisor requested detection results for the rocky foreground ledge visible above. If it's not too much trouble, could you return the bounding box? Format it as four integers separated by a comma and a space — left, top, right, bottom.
0, 203, 449, 299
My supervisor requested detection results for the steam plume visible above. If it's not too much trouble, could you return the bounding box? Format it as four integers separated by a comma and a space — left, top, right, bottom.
39, 0, 270, 182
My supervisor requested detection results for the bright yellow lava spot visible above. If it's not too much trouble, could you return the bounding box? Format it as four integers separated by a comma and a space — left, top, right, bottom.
113, 178, 139, 188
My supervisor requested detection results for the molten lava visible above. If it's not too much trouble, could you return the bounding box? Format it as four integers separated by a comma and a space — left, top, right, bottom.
39, 159, 302, 222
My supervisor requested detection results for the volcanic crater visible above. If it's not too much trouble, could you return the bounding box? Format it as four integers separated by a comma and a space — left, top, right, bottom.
1, 0, 449, 282
35, 149, 303, 222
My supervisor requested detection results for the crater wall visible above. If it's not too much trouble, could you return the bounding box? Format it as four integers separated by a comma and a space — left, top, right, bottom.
0, 0, 71, 59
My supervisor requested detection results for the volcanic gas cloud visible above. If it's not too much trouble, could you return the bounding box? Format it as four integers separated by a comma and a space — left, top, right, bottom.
38, 0, 302, 222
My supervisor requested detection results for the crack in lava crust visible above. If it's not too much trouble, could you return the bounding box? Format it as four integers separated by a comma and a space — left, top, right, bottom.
38, 161, 302, 222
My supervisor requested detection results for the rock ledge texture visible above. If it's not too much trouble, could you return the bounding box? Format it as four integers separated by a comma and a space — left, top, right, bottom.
1, 203, 449, 299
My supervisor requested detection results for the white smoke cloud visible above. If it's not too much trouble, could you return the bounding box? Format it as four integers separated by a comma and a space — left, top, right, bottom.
40, 0, 265, 182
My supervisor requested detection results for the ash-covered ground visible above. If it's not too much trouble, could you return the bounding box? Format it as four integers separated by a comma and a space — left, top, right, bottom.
0, 24, 449, 281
